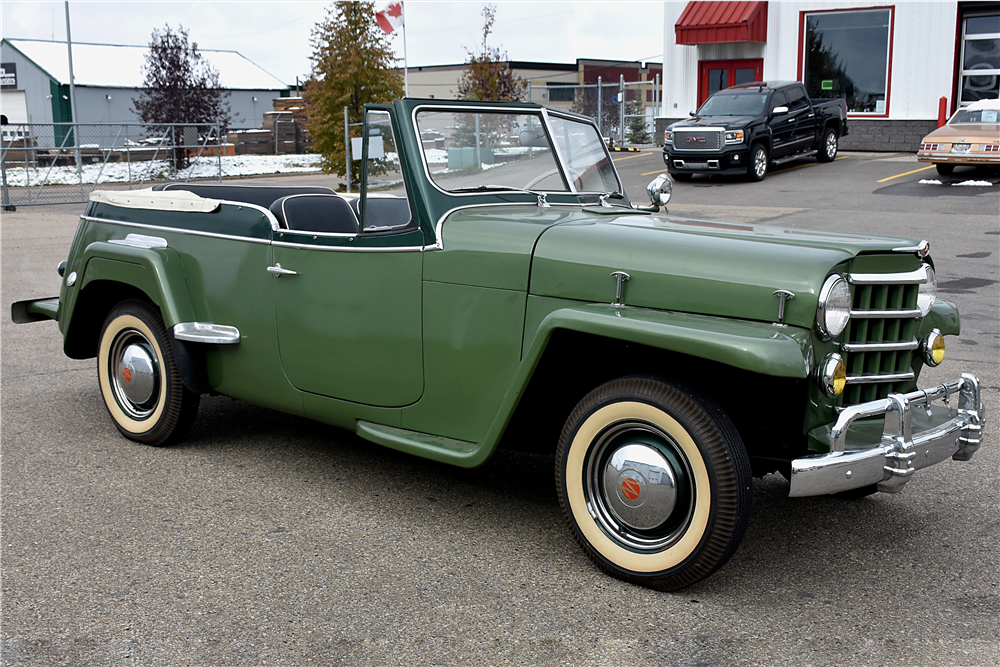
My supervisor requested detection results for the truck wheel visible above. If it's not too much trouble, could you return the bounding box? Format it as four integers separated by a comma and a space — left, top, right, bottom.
935, 163, 954, 176
748, 144, 768, 182
818, 128, 838, 162
97, 299, 199, 446
556, 376, 752, 590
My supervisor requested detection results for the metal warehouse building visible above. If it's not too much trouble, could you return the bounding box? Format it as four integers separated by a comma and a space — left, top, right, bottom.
1, 38, 289, 130
659, 1, 1000, 150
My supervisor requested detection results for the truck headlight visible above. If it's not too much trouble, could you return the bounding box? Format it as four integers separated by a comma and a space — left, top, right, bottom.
921, 329, 945, 366
664, 130, 673, 146
817, 353, 847, 397
725, 130, 745, 144
816, 275, 852, 340
917, 264, 936, 317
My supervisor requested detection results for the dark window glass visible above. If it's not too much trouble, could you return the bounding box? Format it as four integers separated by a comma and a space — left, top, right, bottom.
708, 69, 728, 96
771, 90, 788, 112
966, 15, 1000, 35
784, 86, 809, 111
547, 84, 576, 102
735, 68, 756, 85
803, 9, 890, 113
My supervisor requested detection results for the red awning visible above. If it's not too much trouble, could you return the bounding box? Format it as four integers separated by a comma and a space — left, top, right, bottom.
675, 1, 768, 45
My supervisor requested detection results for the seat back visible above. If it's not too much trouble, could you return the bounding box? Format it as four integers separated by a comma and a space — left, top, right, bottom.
349, 196, 413, 231
270, 194, 359, 234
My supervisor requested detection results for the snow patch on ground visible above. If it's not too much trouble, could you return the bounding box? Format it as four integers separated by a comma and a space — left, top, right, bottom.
3, 154, 324, 187
953, 180, 993, 186
918, 179, 943, 185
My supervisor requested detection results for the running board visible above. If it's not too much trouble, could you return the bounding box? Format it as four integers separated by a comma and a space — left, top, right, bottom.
771, 150, 818, 166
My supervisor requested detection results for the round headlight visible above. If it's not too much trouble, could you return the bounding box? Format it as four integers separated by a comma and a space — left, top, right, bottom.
922, 329, 945, 366
817, 353, 847, 397
917, 264, 936, 317
817, 275, 852, 340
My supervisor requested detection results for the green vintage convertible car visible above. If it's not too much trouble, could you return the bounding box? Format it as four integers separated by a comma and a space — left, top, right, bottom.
12, 99, 985, 590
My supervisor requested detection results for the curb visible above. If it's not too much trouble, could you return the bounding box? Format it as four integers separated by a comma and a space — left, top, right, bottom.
607, 146, 643, 153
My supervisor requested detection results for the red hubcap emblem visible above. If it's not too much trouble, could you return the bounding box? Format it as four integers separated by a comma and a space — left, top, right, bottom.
122, 367, 132, 383
621, 477, 641, 501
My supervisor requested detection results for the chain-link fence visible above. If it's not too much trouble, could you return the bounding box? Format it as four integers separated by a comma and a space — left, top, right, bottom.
1, 122, 224, 207
527, 75, 662, 147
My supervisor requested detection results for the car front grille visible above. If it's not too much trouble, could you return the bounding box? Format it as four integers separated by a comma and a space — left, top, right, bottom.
673, 129, 723, 151
840, 269, 925, 405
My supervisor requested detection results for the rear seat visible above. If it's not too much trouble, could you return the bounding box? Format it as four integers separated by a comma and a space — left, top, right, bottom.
348, 197, 412, 230
270, 194, 359, 234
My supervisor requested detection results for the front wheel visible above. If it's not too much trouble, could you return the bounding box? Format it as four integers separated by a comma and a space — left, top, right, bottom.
97, 299, 199, 446
818, 128, 838, 162
747, 144, 768, 181
556, 376, 752, 590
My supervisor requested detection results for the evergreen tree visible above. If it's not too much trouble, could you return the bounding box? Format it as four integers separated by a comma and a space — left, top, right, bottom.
305, 1, 404, 178
132, 25, 232, 170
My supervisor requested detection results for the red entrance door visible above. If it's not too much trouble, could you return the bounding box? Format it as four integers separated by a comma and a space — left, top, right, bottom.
698, 59, 764, 107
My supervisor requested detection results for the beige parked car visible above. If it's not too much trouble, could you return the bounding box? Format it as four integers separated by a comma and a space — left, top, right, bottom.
917, 99, 1000, 175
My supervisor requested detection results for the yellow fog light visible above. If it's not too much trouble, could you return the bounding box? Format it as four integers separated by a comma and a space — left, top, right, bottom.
818, 353, 847, 397
922, 329, 945, 366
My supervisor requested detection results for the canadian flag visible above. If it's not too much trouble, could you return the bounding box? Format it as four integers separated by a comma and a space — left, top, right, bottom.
376, 1, 404, 34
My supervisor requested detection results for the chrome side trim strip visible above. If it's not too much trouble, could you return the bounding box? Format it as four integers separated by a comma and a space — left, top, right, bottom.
849, 267, 928, 284
271, 240, 424, 253
81, 216, 272, 245
845, 371, 915, 385
842, 339, 919, 353
108, 233, 168, 249
849, 308, 922, 319
173, 322, 240, 344
890, 240, 930, 258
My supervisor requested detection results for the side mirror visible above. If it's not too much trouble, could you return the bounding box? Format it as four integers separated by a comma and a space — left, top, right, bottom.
771, 105, 789, 115
646, 173, 672, 207
518, 130, 548, 148
688, 110, 696, 117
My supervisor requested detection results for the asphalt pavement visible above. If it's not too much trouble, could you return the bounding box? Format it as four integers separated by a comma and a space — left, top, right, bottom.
2, 151, 998, 666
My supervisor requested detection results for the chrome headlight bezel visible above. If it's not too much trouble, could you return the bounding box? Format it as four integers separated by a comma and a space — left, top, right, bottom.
917, 264, 936, 317
724, 130, 745, 144
664, 130, 674, 146
817, 352, 847, 398
816, 275, 852, 341
921, 328, 945, 366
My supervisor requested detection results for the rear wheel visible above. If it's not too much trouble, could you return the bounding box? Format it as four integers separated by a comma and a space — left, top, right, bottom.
556, 376, 752, 590
818, 128, 838, 162
748, 144, 768, 182
935, 163, 955, 176
97, 299, 199, 446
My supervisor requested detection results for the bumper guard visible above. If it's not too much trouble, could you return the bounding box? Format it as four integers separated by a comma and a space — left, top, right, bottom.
789, 373, 983, 497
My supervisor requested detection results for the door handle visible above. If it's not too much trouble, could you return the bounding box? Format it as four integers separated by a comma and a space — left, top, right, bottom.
267, 263, 297, 277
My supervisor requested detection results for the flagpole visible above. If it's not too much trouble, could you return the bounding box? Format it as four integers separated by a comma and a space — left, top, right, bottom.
402, 2, 409, 97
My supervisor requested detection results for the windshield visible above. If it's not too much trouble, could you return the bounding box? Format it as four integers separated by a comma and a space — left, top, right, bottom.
696, 91, 768, 116
415, 109, 619, 195
949, 107, 999, 124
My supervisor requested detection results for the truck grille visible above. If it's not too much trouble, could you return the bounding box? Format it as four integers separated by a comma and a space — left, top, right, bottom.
673, 129, 723, 152
841, 270, 924, 405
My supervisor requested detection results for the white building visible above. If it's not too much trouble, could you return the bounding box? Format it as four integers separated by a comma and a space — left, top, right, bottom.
1, 38, 289, 130
659, 1, 999, 150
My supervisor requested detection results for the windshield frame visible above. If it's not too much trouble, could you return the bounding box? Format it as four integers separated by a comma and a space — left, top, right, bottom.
411, 103, 624, 199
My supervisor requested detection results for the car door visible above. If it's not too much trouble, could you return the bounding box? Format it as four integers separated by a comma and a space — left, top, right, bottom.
768, 90, 795, 158
270, 108, 424, 407
785, 86, 818, 153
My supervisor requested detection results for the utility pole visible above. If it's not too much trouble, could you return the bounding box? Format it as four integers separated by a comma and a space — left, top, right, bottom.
65, 1, 82, 193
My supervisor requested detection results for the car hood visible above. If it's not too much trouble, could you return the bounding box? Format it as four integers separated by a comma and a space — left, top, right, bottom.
529, 211, 921, 330
922, 123, 1000, 142
670, 116, 758, 131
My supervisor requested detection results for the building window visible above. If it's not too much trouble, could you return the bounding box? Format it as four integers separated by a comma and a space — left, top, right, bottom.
802, 8, 892, 114
959, 12, 1000, 104
547, 83, 576, 103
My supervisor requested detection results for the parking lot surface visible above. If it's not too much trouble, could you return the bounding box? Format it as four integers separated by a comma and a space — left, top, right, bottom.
2, 152, 998, 666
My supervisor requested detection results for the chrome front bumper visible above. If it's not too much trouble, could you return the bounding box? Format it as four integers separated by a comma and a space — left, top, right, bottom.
789, 373, 984, 497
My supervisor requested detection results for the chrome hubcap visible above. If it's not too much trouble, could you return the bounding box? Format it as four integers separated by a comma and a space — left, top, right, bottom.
585, 422, 694, 552
109, 329, 160, 419
826, 134, 837, 158
755, 150, 767, 176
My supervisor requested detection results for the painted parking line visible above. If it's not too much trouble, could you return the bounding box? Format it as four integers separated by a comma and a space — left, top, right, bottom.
641, 167, 670, 176
769, 155, 848, 175
613, 152, 654, 162
876, 165, 935, 183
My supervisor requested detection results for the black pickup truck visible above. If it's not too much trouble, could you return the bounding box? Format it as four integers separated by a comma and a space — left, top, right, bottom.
663, 81, 849, 182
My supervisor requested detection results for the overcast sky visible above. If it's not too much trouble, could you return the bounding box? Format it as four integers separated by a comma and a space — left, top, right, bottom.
2, 1, 666, 86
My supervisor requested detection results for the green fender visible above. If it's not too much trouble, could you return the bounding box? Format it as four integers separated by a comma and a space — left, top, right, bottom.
359, 303, 814, 469
75, 241, 195, 327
